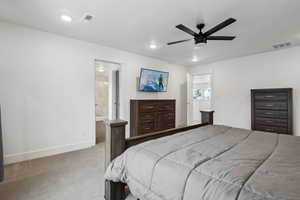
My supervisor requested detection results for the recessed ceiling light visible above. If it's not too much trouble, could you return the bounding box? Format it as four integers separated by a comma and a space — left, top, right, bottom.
192, 56, 199, 62
60, 15, 72, 22
149, 43, 157, 49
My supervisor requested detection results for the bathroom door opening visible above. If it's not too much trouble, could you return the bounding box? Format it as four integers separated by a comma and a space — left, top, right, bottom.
95, 60, 120, 143
187, 73, 212, 125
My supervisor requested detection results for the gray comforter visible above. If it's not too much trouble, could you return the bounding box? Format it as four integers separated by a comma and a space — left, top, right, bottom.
105, 125, 300, 200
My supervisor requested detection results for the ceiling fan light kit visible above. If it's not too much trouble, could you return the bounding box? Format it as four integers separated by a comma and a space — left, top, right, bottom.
167, 18, 237, 46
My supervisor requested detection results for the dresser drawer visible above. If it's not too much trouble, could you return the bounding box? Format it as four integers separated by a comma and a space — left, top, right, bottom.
255, 110, 288, 119
255, 125, 288, 134
139, 113, 155, 124
139, 122, 155, 134
255, 101, 287, 110
254, 93, 288, 101
255, 117, 288, 128
139, 103, 157, 113
140, 113, 155, 120
158, 103, 175, 111
139, 118, 155, 124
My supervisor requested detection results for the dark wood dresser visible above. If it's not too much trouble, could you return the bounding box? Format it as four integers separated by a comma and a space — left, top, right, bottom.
0, 106, 3, 182
251, 88, 293, 135
130, 99, 175, 136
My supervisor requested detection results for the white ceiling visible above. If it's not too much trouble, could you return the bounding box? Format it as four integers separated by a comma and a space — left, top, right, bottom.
0, 0, 300, 66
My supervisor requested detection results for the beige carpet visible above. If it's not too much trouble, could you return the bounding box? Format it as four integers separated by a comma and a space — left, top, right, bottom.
0, 143, 105, 200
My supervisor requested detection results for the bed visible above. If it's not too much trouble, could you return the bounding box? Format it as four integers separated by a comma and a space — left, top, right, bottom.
104, 118, 300, 200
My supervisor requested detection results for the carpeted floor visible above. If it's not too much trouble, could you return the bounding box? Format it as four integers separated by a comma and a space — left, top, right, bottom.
0, 143, 105, 200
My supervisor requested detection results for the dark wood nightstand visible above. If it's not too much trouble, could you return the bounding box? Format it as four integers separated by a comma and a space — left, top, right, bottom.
200, 110, 214, 124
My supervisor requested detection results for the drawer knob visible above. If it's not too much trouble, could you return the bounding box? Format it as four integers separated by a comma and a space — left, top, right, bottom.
265, 112, 273, 115
265, 104, 273, 107
265, 95, 275, 98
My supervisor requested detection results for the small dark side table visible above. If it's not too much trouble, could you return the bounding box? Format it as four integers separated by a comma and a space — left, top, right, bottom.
200, 110, 215, 124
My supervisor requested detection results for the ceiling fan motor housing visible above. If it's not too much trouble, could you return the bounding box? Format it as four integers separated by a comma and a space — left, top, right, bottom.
195, 37, 207, 44
195, 23, 206, 44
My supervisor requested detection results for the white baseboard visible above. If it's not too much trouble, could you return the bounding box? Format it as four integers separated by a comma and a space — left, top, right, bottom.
4, 141, 95, 165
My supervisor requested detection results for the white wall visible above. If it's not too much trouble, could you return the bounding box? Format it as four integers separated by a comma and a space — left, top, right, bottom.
0, 21, 187, 164
189, 46, 300, 136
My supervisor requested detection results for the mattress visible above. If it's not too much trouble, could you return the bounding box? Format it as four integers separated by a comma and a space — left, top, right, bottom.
105, 125, 300, 200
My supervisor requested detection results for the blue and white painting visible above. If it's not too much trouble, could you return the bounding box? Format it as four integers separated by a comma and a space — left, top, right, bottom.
139, 68, 169, 92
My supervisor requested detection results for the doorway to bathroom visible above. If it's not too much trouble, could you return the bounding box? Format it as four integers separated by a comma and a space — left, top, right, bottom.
187, 73, 212, 125
95, 60, 120, 144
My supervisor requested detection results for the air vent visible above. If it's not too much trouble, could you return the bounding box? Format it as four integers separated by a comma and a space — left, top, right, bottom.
82, 14, 94, 22
273, 42, 291, 50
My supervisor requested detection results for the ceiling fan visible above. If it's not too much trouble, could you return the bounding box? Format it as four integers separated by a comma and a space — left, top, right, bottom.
167, 18, 236, 46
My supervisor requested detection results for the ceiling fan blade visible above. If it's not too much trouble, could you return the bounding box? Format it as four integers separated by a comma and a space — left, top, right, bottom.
176, 24, 198, 36
167, 39, 192, 45
207, 36, 236, 40
204, 18, 236, 36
